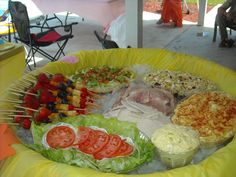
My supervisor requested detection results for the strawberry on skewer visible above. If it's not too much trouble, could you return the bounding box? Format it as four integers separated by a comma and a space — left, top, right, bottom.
14, 116, 22, 123
23, 94, 40, 110
34, 107, 52, 124
37, 73, 50, 84
21, 118, 32, 129
51, 73, 67, 83
37, 89, 56, 104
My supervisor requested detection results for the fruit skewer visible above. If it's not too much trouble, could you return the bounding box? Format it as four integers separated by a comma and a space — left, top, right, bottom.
3, 72, 101, 129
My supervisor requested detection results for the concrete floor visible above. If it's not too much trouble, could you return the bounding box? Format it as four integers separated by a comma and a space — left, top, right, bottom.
26, 6, 236, 72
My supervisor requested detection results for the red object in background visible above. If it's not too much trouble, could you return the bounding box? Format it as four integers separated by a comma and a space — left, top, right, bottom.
0, 124, 20, 160
161, 0, 183, 27
143, 1, 214, 23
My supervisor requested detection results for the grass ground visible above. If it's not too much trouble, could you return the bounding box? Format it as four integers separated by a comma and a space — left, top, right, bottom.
188, 0, 224, 5
147, 0, 225, 6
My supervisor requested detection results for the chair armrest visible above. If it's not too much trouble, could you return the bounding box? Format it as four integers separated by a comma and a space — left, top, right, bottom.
28, 25, 51, 29
29, 22, 78, 30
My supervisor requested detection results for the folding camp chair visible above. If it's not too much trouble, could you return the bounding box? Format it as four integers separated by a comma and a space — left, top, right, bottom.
94, 30, 119, 49
8, 0, 78, 70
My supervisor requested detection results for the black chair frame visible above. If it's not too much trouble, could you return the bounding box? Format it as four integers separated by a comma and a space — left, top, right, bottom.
8, 0, 77, 70
213, 17, 236, 42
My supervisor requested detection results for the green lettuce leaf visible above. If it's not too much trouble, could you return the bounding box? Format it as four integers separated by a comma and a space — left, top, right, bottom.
30, 114, 155, 173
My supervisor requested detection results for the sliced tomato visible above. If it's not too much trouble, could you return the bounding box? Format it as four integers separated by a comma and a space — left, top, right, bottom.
46, 126, 76, 148
78, 129, 97, 154
78, 129, 110, 155
113, 141, 134, 157
112, 140, 127, 156
77, 126, 92, 144
93, 134, 122, 160
89, 130, 110, 154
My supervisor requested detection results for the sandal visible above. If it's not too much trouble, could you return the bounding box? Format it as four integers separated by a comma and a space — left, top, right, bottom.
156, 18, 163, 25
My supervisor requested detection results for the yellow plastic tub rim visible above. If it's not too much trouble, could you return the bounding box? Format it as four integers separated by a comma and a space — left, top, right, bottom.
0, 48, 236, 177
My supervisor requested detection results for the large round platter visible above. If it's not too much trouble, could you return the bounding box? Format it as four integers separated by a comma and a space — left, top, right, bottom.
0, 49, 236, 177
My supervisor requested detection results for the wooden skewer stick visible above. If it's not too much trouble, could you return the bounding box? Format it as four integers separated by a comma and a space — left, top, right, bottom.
44, 71, 53, 75
23, 77, 36, 83
89, 93, 102, 99
10, 92, 23, 97
14, 105, 38, 112
0, 122, 19, 126
87, 102, 101, 108
27, 73, 36, 79
0, 112, 18, 115
9, 86, 24, 92
15, 81, 25, 86
0, 117, 13, 120
20, 79, 32, 86
9, 88, 37, 96
73, 108, 86, 111
7, 115, 32, 118
0, 99, 23, 104
0, 110, 24, 113
30, 70, 41, 75
15, 83, 28, 89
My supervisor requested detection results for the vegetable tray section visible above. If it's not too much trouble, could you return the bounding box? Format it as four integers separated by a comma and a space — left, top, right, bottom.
30, 115, 154, 173
1, 48, 236, 177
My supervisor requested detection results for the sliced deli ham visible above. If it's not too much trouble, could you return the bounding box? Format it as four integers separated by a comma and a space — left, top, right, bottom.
113, 87, 175, 116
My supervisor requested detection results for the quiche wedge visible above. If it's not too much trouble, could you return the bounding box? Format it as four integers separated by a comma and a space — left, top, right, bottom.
172, 92, 236, 148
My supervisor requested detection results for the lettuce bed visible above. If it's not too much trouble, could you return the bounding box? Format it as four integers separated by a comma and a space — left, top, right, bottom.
30, 114, 155, 173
